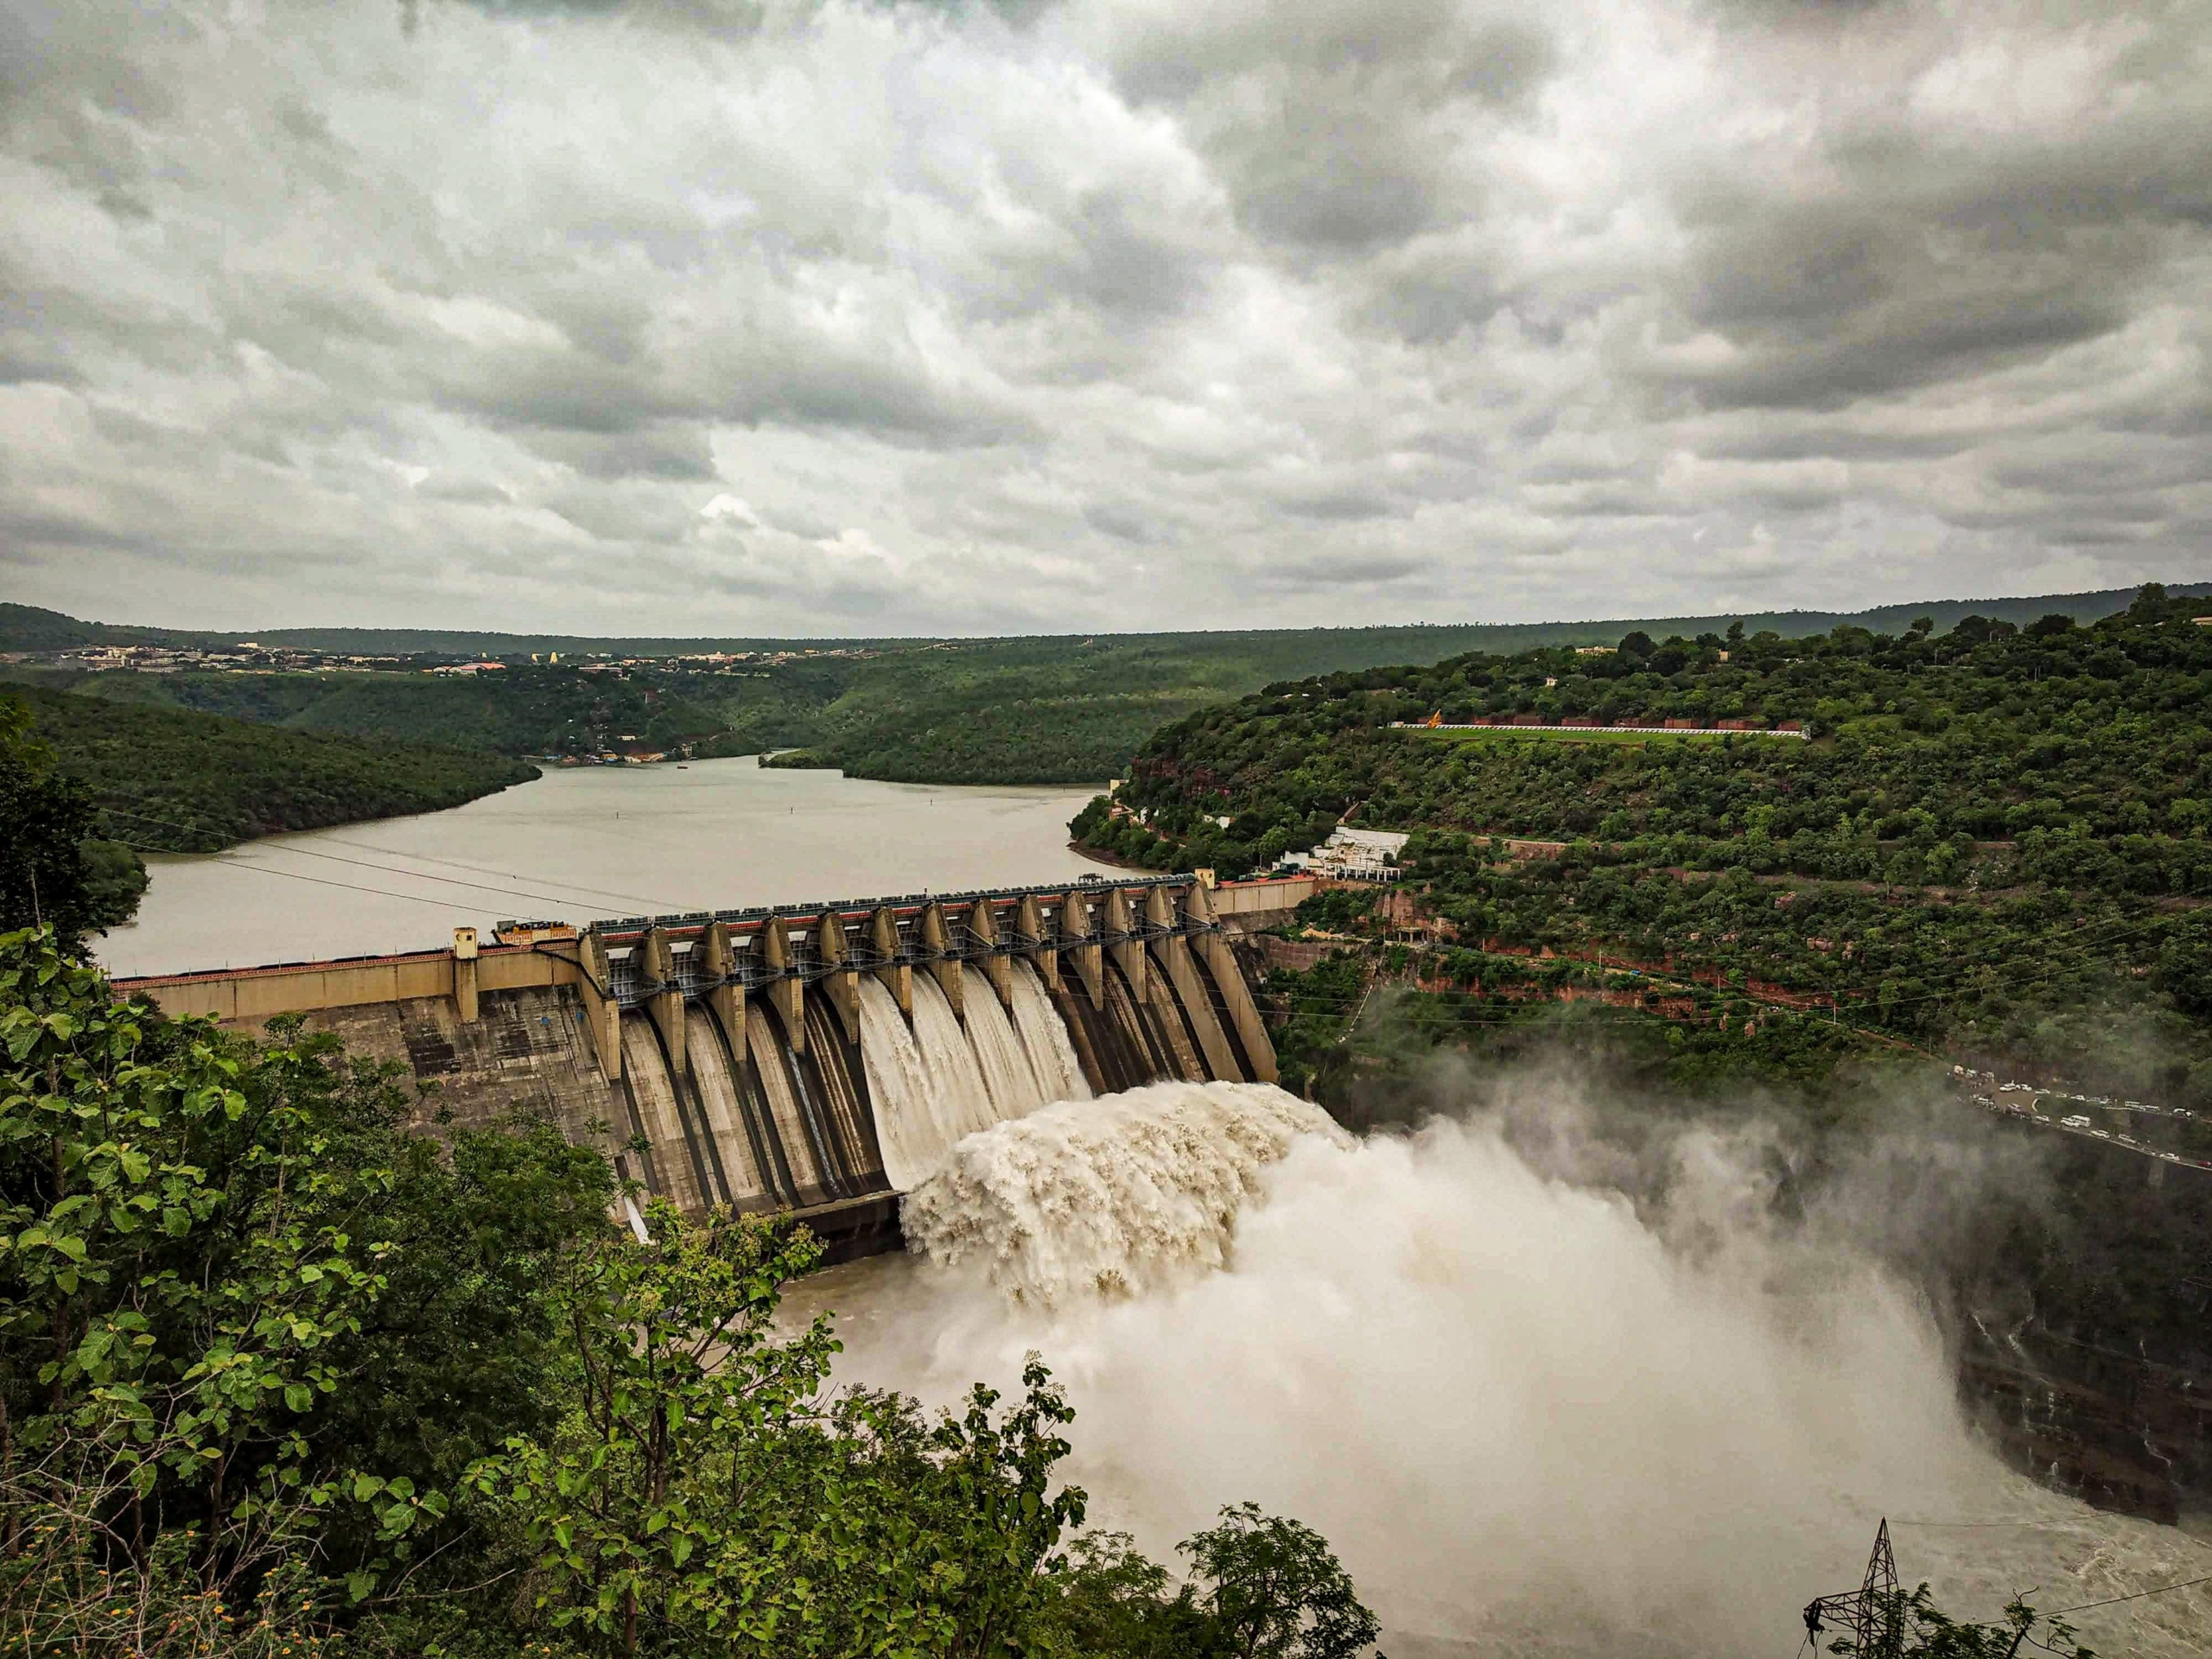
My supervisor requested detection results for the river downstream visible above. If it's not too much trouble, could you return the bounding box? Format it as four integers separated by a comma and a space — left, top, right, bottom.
99, 758, 1097, 976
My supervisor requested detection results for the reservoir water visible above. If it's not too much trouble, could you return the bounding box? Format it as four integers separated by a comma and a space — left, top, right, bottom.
99, 757, 1097, 977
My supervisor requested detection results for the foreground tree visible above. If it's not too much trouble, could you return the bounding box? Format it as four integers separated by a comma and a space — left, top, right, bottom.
458, 1200, 1092, 1656
0, 924, 611, 1652
1827, 1585, 2094, 1658
0, 693, 143, 945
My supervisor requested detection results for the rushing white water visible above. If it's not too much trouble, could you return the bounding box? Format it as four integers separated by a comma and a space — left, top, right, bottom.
858, 977, 963, 1191
901, 1082, 1344, 1306
960, 963, 1052, 1120
906, 973, 1002, 1146
802, 1083, 2212, 1659
861, 962, 1096, 1191
1007, 957, 1091, 1107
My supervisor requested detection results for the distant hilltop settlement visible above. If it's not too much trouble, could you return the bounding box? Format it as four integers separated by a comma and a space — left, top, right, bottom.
3, 640, 887, 677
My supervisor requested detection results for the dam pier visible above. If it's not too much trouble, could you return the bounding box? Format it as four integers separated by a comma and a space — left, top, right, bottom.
118, 874, 1311, 1258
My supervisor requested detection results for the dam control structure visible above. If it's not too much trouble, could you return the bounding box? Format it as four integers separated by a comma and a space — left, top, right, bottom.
118, 874, 1307, 1258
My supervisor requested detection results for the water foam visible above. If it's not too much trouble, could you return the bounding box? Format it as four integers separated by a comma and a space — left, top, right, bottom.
820, 1086, 2212, 1658
899, 1080, 1345, 1306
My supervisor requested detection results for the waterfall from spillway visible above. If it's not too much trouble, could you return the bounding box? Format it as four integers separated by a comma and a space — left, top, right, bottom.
907, 974, 1001, 1144
960, 963, 1052, 1118
861, 977, 983, 1191
900, 1081, 1340, 1305
858, 961, 1105, 1192
1007, 958, 1091, 1106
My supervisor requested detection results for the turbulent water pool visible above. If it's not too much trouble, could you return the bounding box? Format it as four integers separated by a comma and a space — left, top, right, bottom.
783, 1082, 2212, 1659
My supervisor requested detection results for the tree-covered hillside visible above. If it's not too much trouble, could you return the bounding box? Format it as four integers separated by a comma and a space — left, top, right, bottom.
1084, 586, 2212, 1106
11, 684, 540, 852
74, 666, 726, 760
15, 581, 2211, 788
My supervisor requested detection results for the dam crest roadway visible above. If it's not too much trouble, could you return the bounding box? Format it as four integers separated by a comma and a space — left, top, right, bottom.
118, 874, 1305, 1260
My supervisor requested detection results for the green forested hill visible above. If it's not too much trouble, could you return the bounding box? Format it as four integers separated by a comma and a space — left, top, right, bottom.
12, 582, 2207, 656
73, 666, 725, 759
1086, 587, 2212, 1105
14, 582, 2212, 786
10, 683, 540, 852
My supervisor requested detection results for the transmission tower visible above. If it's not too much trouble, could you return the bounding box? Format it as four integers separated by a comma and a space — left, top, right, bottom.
1802, 1518, 1900, 1656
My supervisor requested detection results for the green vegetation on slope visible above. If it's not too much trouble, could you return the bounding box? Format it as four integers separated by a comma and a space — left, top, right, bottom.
1087, 586, 2212, 1106
10, 683, 540, 853
13, 582, 2209, 656
0, 694, 145, 944
13, 579, 2208, 790
75, 665, 726, 760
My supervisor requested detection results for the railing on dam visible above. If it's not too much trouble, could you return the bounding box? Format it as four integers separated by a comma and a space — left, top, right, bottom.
581, 873, 1193, 946
585, 874, 1224, 1010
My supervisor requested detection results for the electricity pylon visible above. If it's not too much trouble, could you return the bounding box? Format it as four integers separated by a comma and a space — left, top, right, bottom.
1803, 1518, 1900, 1656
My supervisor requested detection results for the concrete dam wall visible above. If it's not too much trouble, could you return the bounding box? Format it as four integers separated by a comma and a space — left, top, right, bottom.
116, 875, 1303, 1259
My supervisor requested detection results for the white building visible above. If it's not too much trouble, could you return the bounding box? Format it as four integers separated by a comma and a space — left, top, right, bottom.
1282, 825, 1408, 882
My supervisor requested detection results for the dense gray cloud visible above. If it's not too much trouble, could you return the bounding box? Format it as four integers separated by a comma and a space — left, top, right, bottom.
1, 0, 2207, 635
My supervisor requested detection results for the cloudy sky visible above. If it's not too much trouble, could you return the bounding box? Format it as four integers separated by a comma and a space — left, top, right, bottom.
3, 0, 2209, 636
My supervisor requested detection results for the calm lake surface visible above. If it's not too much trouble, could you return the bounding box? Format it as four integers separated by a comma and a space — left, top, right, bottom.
101, 759, 1100, 977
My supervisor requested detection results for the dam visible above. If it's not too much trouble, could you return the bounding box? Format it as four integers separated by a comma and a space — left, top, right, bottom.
117, 874, 1310, 1258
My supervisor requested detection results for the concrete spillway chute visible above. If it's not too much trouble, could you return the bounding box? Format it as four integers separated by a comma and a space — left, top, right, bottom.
579, 928, 621, 1082
758, 916, 806, 1055
1182, 878, 1278, 1084
812, 909, 861, 1046
918, 903, 964, 1022
697, 920, 747, 1073
1057, 889, 1106, 1011
1014, 895, 1054, 984
868, 906, 912, 1018
1145, 884, 1241, 1083
639, 926, 690, 1087
1103, 886, 1148, 1003
969, 898, 1014, 1010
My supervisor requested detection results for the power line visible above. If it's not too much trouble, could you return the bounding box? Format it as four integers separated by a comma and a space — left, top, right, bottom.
97, 804, 682, 915
306, 830, 681, 909
2050, 1573, 2212, 1616
111, 842, 499, 913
